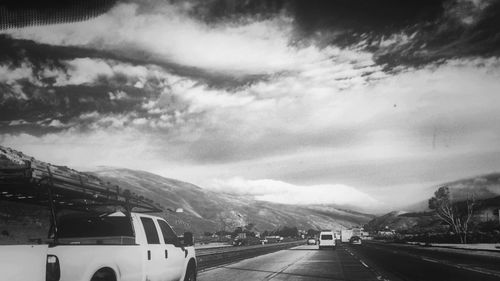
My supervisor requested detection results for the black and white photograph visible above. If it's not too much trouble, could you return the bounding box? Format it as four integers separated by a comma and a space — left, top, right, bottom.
1, 0, 500, 280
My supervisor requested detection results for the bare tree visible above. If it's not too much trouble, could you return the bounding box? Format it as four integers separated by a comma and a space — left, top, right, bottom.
428, 186, 475, 244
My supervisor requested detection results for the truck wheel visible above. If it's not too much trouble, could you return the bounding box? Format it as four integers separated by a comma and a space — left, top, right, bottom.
184, 267, 196, 281
90, 268, 116, 281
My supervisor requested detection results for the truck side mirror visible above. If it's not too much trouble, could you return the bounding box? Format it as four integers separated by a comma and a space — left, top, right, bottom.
183, 232, 194, 246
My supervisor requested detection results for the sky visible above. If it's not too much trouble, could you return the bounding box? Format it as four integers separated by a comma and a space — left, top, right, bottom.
1, 0, 500, 213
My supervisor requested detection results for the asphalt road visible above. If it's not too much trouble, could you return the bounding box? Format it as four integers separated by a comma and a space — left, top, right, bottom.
199, 242, 500, 281
199, 244, 383, 280
347, 241, 500, 281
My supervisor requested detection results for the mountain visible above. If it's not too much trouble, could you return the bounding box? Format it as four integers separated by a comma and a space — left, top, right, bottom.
365, 172, 500, 232
90, 168, 374, 235
0, 148, 373, 243
364, 210, 444, 233
442, 173, 500, 201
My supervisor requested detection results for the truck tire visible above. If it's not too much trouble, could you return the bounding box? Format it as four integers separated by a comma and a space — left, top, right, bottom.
184, 260, 197, 281
90, 268, 116, 281
184, 267, 196, 281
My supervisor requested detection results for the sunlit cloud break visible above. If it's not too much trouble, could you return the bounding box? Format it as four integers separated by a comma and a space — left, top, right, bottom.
206, 177, 380, 207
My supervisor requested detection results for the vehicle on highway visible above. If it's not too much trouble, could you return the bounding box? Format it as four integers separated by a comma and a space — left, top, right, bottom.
318, 230, 336, 249
0, 146, 198, 281
265, 236, 283, 243
233, 232, 247, 246
349, 235, 362, 245
306, 237, 317, 245
233, 235, 263, 246
1, 211, 197, 281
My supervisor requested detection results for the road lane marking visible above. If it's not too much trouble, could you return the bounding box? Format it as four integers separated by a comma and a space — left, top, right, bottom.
421, 257, 439, 263
262, 250, 313, 280
363, 242, 500, 278
344, 245, 391, 281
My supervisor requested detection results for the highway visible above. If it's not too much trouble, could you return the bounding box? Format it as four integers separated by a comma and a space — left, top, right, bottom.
348, 241, 500, 281
199, 242, 500, 281
199, 244, 384, 280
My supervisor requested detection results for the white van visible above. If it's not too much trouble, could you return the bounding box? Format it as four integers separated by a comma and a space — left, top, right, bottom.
318, 230, 336, 250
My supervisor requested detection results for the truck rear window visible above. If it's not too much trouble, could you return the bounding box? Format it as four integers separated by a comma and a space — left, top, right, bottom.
321, 235, 333, 240
58, 217, 134, 238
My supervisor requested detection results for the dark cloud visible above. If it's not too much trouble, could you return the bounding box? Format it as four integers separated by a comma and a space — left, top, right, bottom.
174, 0, 500, 68
183, 0, 443, 30
291, 0, 444, 35
374, 0, 500, 68
286, 0, 500, 68
1, 1, 499, 138
0, 35, 267, 90
0, 35, 108, 67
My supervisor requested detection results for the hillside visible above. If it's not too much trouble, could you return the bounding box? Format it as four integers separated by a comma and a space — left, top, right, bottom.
364, 211, 444, 233
443, 173, 500, 201
91, 168, 374, 235
0, 147, 374, 243
366, 173, 500, 233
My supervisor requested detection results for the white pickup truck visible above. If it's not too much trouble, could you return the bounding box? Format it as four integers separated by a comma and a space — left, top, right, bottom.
0, 211, 197, 281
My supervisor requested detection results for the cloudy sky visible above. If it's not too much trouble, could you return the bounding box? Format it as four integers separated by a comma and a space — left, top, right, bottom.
1, 0, 500, 212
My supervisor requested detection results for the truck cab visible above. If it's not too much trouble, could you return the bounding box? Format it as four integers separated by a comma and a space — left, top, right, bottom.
47, 212, 197, 281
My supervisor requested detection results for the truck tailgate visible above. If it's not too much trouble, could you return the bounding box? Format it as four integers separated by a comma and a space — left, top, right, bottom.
0, 245, 48, 281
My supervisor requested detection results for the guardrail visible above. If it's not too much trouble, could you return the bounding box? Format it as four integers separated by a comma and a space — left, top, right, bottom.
196, 240, 305, 270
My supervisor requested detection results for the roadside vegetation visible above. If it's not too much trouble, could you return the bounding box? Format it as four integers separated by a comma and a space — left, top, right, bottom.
365, 182, 500, 244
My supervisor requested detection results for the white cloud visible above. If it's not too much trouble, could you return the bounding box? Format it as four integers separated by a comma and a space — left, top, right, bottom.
0, 62, 37, 85
8, 120, 29, 126
205, 177, 379, 207
52, 58, 170, 86
178, 83, 256, 113
0, 129, 156, 170
108, 90, 129, 101
53, 58, 113, 86
0, 58, 173, 98
446, 0, 493, 26
3, 3, 376, 77
378, 31, 417, 48
0, 62, 40, 100
48, 120, 65, 128
2, 1, 500, 213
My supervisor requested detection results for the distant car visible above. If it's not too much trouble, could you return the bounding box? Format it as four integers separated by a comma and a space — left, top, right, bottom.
307, 237, 317, 245
349, 236, 362, 245
232, 238, 247, 246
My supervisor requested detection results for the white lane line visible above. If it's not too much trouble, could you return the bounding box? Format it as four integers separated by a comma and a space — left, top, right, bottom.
367, 243, 500, 278
421, 257, 439, 263
347, 246, 391, 281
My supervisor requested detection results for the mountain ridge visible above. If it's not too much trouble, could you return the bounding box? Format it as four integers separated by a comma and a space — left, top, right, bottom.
89, 168, 374, 235
365, 172, 500, 232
